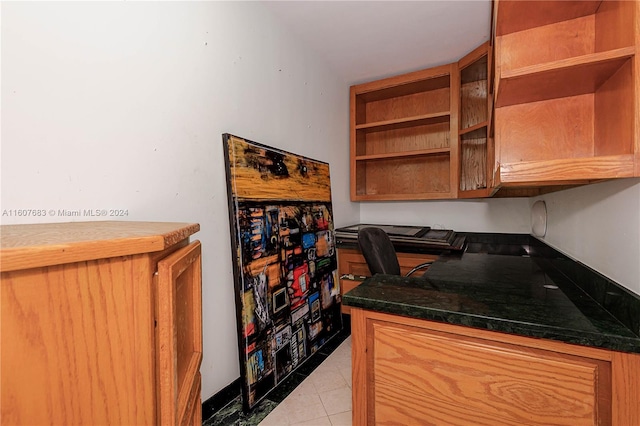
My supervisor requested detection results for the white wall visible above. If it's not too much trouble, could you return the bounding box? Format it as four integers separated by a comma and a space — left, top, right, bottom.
533, 179, 640, 296
1, 1, 358, 400
360, 198, 531, 233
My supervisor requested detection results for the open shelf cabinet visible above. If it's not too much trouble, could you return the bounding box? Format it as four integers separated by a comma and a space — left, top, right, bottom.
493, 0, 639, 189
458, 42, 493, 198
350, 64, 459, 200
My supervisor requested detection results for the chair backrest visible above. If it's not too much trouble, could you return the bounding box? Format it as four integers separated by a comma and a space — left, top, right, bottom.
357, 227, 401, 275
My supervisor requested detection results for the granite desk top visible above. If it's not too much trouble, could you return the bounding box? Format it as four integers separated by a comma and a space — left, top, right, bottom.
342, 236, 640, 354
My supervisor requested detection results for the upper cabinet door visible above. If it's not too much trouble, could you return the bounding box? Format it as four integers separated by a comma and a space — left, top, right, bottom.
156, 240, 203, 426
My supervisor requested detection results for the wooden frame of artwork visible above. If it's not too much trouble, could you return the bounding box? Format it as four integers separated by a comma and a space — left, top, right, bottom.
222, 133, 342, 411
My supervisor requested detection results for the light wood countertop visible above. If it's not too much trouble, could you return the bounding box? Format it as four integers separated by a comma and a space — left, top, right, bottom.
0, 221, 200, 272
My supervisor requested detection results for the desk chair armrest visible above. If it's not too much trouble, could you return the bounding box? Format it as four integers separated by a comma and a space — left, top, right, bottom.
405, 262, 433, 277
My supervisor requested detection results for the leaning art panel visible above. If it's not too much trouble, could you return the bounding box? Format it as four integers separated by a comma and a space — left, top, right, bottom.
222, 134, 342, 411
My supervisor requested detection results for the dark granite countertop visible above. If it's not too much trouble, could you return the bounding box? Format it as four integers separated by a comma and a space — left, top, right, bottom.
342, 233, 640, 354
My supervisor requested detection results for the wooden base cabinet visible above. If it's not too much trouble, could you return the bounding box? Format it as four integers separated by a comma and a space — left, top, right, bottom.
351, 308, 640, 425
338, 248, 438, 314
0, 221, 202, 426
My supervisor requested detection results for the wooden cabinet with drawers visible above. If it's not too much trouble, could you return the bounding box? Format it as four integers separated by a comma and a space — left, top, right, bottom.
1, 221, 202, 425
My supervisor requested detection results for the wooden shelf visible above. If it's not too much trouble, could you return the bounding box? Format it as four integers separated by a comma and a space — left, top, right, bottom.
355, 113, 450, 133
355, 147, 450, 161
356, 73, 450, 104
497, 47, 635, 107
457, 187, 490, 199
459, 43, 491, 195
459, 121, 488, 138
492, 0, 638, 191
495, 0, 601, 37
352, 152, 452, 201
353, 192, 456, 202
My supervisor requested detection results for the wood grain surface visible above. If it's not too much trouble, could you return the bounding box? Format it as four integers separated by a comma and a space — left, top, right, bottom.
371, 322, 605, 425
499, 14, 595, 72
157, 241, 203, 426
499, 154, 635, 184
496, 94, 595, 163
350, 309, 640, 426
350, 63, 457, 201
360, 154, 451, 197
1, 256, 147, 424
594, 59, 634, 157
1, 223, 202, 425
460, 135, 487, 191
364, 88, 450, 123
226, 135, 332, 202
493, 0, 639, 186
362, 121, 450, 156
495, 1, 600, 37
497, 48, 633, 108
460, 80, 487, 129
0, 221, 200, 272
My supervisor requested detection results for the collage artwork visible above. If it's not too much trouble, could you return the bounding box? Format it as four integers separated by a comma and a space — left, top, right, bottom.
222, 134, 342, 411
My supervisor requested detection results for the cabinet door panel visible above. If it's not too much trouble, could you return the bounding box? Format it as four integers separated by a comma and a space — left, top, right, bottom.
157, 241, 203, 426
0, 258, 143, 425
183, 373, 202, 426
370, 320, 610, 425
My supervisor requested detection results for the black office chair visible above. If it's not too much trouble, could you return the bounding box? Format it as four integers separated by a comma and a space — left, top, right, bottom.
357, 227, 433, 277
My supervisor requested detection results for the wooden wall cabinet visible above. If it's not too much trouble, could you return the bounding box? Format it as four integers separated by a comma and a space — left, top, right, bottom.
1, 221, 202, 426
347, 42, 499, 201
458, 41, 494, 198
350, 64, 459, 200
351, 0, 640, 200
338, 248, 438, 314
493, 0, 639, 190
352, 308, 640, 425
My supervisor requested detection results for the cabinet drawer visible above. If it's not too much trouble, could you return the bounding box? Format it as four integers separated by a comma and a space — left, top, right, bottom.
338, 248, 437, 277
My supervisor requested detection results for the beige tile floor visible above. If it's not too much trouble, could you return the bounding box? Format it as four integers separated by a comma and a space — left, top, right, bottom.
259, 337, 352, 426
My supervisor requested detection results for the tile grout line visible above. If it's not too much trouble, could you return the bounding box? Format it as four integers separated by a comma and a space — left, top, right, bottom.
260, 337, 352, 426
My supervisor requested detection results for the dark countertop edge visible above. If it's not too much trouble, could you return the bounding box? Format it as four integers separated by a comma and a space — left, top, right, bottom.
343, 294, 640, 355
